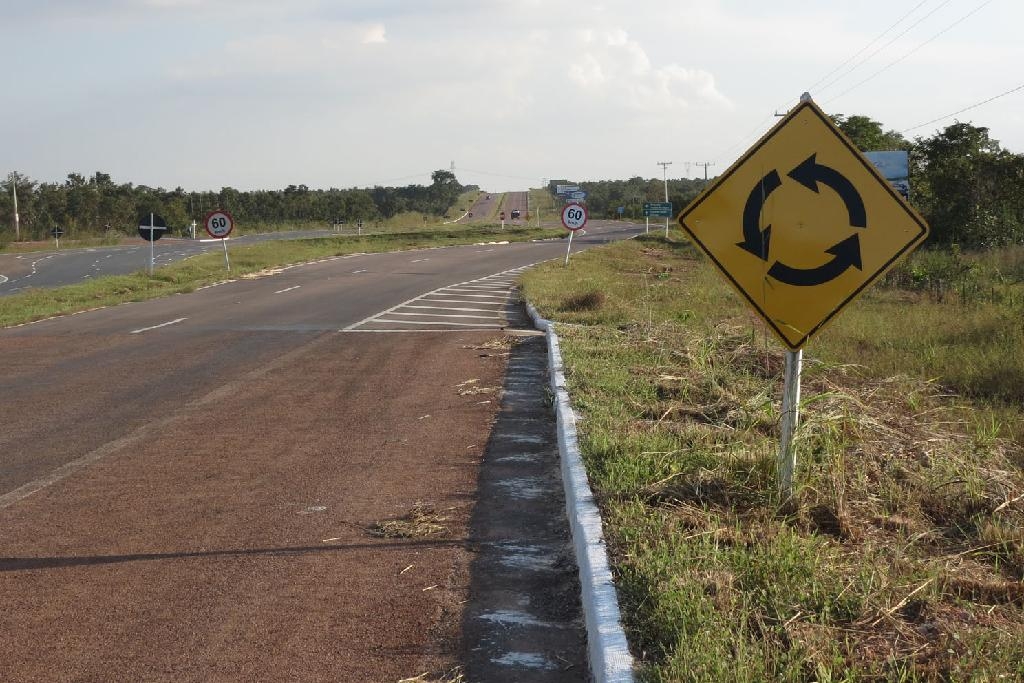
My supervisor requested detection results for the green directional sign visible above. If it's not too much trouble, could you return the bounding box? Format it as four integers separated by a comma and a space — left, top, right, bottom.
643, 202, 673, 217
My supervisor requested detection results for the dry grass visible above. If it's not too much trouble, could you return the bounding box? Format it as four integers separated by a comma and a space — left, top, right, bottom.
370, 504, 451, 539
397, 667, 464, 683
471, 335, 526, 350
521, 235, 1024, 681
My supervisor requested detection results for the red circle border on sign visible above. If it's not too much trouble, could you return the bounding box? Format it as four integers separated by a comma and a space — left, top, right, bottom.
203, 209, 235, 238
561, 201, 588, 231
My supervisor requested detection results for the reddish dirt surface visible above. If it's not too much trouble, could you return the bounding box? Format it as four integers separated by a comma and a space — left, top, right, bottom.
0, 332, 509, 682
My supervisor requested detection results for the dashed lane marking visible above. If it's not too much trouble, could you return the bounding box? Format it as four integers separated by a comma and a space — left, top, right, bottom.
130, 317, 187, 334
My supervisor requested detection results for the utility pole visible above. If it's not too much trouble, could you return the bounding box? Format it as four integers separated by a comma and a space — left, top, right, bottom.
9, 173, 20, 241
693, 162, 715, 180
538, 178, 547, 227
657, 161, 672, 236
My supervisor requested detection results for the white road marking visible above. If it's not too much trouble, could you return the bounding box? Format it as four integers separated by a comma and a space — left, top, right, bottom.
274, 285, 302, 294
130, 317, 187, 334
375, 319, 503, 327
419, 299, 506, 307
404, 305, 505, 313
352, 269, 368, 274
410, 258, 428, 263
388, 312, 500, 319
343, 263, 537, 332
429, 292, 507, 299
0, 275, 7, 285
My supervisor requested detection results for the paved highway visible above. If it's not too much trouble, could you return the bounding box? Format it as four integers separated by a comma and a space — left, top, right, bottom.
0, 195, 548, 295
0, 229, 340, 296
0, 219, 641, 681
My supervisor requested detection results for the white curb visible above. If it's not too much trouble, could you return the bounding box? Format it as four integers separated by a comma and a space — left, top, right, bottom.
527, 302, 636, 683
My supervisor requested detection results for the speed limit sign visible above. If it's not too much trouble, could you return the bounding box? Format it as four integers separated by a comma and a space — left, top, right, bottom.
204, 210, 234, 238
561, 202, 588, 231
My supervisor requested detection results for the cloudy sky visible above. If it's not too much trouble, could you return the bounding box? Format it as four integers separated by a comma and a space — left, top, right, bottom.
2, 0, 1021, 192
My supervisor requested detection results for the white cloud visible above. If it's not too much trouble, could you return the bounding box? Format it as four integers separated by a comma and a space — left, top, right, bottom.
565, 29, 730, 113
361, 24, 387, 44
6, 0, 1023, 192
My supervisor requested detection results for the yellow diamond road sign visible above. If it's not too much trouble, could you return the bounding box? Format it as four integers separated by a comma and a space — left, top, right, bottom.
678, 99, 929, 350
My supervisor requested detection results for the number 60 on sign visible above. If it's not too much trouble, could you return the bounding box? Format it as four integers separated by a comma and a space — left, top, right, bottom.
561, 202, 587, 231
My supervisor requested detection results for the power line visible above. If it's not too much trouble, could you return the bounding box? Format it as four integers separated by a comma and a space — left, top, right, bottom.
901, 82, 1024, 134
712, 113, 780, 165
711, 0, 990, 170
806, 0, 933, 95
815, 0, 953, 96
736, 0, 939, 157
457, 167, 544, 182
823, 0, 994, 105
370, 171, 435, 186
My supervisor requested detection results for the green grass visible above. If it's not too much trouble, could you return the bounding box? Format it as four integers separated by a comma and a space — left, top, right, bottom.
528, 188, 559, 227
0, 224, 564, 327
522, 235, 1024, 682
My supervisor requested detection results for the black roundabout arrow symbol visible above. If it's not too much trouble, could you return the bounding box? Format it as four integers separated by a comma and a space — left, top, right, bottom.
737, 169, 782, 260
787, 154, 866, 228
767, 233, 863, 287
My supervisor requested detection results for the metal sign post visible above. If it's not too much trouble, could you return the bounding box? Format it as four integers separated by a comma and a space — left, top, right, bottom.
148, 214, 155, 275
137, 212, 168, 274
203, 210, 235, 272
561, 202, 588, 265
644, 202, 673, 236
778, 349, 803, 498
676, 93, 930, 496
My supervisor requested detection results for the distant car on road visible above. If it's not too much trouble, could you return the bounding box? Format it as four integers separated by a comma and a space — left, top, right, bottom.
510, 209, 521, 219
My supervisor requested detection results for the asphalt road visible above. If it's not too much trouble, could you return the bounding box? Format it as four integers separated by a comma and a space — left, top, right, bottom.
0, 229, 340, 296
455, 191, 528, 225
0, 219, 641, 681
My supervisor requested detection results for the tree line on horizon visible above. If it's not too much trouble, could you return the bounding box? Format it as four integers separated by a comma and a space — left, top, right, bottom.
3, 116, 1023, 250
0, 170, 466, 242
556, 115, 1024, 250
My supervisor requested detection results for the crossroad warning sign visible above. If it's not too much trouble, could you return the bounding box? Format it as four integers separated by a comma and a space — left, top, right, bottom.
678, 99, 929, 350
